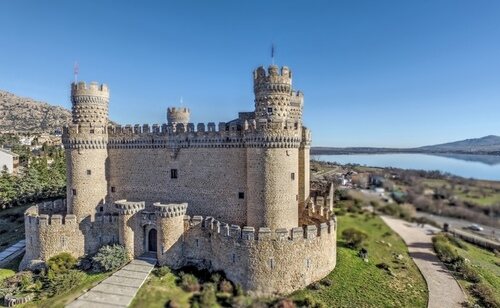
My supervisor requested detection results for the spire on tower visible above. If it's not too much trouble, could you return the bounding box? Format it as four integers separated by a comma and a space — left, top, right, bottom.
73, 62, 79, 84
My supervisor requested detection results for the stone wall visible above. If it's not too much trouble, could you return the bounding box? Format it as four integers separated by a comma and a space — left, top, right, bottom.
108, 147, 248, 225
178, 215, 337, 296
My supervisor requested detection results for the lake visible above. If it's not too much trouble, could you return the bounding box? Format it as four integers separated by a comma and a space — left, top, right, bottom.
316, 153, 500, 181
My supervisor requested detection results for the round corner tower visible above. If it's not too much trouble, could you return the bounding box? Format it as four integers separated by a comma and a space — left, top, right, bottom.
245, 65, 302, 230
64, 81, 110, 221
167, 107, 190, 127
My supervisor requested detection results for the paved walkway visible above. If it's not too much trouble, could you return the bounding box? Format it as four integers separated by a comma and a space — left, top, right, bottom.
380, 216, 466, 308
67, 257, 156, 308
0, 240, 25, 267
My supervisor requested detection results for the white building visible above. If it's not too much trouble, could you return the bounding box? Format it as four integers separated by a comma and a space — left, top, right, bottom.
0, 148, 19, 174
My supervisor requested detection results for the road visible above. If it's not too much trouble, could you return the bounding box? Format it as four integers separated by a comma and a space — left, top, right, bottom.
415, 212, 500, 243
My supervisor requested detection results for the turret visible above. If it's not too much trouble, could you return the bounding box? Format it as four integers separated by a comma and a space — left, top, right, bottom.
64, 81, 110, 221
253, 65, 293, 126
167, 107, 190, 127
71, 81, 109, 126
155, 202, 188, 267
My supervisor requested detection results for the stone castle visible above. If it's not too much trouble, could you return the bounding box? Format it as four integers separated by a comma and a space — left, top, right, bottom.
21, 65, 337, 295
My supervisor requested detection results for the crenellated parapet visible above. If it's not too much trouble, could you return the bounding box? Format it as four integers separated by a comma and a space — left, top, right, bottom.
115, 200, 146, 215
167, 107, 190, 126
154, 202, 188, 218
185, 215, 336, 242
106, 121, 302, 149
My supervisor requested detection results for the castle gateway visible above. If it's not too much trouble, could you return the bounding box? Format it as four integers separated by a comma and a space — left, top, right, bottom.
21, 65, 337, 295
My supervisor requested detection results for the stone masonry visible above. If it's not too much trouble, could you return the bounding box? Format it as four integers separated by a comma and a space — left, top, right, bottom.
21, 65, 337, 296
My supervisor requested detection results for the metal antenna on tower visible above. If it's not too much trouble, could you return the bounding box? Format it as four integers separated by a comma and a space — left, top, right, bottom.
74, 62, 79, 84
271, 44, 275, 65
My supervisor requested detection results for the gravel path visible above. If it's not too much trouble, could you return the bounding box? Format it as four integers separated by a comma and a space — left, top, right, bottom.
380, 215, 466, 308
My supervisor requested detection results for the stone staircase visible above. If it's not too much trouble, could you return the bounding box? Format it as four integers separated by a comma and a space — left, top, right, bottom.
66, 256, 156, 308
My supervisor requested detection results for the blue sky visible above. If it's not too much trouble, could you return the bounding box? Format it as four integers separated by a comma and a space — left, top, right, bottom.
1, 1, 499, 147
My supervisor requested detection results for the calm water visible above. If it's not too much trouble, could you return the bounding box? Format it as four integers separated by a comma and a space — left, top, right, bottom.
317, 153, 500, 181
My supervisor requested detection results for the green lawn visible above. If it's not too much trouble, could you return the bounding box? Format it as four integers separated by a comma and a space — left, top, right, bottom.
131, 213, 428, 307
291, 213, 428, 308
21, 272, 110, 308
130, 271, 192, 308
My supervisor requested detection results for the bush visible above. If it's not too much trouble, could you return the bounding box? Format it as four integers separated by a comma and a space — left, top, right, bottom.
341, 228, 368, 249
200, 283, 217, 307
180, 273, 200, 292
459, 264, 481, 283
320, 278, 333, 287
469, 283, 499, 308
274, 298, 296, 308
376, 263, 390, 271
445, 234, 468, 250
45, 269, 85, 296
92, 245, 128, 272
293, 295, 326, 308
153, 266, 170, 278
0, 271, 35, 298
432, 235, 462, 264
47, 253, 77, 274
219, 279, 233, 293
308, 282, 321, 290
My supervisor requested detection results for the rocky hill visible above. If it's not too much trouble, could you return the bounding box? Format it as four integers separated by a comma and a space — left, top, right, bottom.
417, 135, 500, 153
0, 90, 71, 133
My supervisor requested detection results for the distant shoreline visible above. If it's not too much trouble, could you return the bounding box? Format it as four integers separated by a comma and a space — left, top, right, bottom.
311, 147, 500, 156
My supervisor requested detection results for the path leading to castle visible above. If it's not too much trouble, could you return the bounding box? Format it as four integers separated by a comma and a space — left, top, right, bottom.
66, 257, 155, 308
380, 215, 466, 308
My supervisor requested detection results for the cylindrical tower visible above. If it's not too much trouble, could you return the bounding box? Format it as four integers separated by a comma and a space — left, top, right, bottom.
245, 65, 301, 230
167, 107, 190, 127
155, 202, 188, 267
64, 81, 109, 221
115, 200, 145, 259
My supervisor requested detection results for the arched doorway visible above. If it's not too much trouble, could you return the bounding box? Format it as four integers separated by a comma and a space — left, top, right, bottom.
148, 228, 157, 252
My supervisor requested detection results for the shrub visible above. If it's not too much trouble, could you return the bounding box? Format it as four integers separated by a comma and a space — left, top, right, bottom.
445, 234, 468, 250
308, 282, 321, 290
469, 283, 499, 308
200, 283, 217, 307
320, 278, 333, 287
274, 298, 296, 308
293, 295, 326, 308
376, 263, 390, 271
459, 264, 481, 283
166, 299, 180, 308
210, 272, 221, 284
180, 273, 200, 292
234, 283, 244, 296
432, 235, 461, 264
47, 253, 77, 274
45, 269, 85, 296
341, 228, 368, 249
219, 279, 233, 293
153, 266, 170, 278
92, 245, 128, 272
77, 255, 93, 272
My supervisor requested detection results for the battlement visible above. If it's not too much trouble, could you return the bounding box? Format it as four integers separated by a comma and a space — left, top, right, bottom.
167, 107, 190, 113
38, 199, 66, 215
185, 215, 336, 242
253, 65, 292, 94
154, 202, 188, 218
115, 200, 146, 215
24, 205, 78, 228
71, 81, 109, 98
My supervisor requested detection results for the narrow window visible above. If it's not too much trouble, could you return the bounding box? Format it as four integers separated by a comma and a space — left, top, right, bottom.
171, 169, 178, 179
232, 254, 236, 263
267, 107, 273, 114
72, 189, 77, 196
111, 186, 116, 193
87, 169, 91, 175
99, 206, 104, 212
269, 258, 275, 269
306, 258, 311, 269
196, 238, 199, 247
89, 129, 95, 134
291, 172, 295, 180
238, 192, 245, 199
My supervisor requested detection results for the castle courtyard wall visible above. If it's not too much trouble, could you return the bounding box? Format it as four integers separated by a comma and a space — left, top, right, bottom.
107, 147, 247, 225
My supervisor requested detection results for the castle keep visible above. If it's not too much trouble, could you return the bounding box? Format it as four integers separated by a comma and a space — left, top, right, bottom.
21, 65, 337, 295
